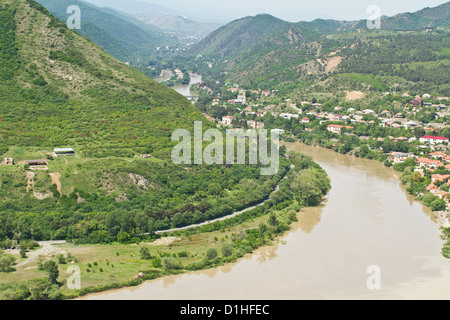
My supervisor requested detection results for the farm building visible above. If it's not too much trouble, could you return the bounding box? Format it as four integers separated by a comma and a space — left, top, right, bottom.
26, 160, 48, 166
54, 148, 75, 157
1, 158, 14, 165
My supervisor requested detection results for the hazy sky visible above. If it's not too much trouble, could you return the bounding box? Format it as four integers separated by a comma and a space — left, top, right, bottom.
139, 0, 449, 22
84, 0, 449, 23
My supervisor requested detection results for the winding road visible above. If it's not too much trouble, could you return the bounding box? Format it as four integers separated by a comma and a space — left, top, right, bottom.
154, 165, 294, 235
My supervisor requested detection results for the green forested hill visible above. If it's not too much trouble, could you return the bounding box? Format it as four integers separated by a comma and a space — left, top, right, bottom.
299, 2, 449, 34
189, 4, 450, 96
35, 0, 169, 63
0, 0, 291, 243
0, 0, 205, 158
380, 1, 450, 30
193, 14, 291, 58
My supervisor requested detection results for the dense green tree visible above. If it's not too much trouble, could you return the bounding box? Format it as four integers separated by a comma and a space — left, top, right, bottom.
0, 255, 15, 273
43, 261, 59, 284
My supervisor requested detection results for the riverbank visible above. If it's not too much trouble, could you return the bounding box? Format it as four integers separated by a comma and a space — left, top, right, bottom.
295, 137, 450, 233
0, 151, 330, 300
80, 142, 450, 300
290, 139, 450, 259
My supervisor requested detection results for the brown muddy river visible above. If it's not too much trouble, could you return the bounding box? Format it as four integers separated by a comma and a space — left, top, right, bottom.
83, 143, 450, 300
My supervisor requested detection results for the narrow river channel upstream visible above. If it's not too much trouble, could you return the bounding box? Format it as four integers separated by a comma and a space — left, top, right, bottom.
83, 142, 450, 300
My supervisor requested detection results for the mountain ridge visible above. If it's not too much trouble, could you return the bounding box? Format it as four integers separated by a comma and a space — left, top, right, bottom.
189, 3, 450, 96
35, 0, 169, 63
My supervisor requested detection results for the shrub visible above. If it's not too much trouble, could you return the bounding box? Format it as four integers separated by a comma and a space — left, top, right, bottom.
221, 243, 233, 258
152, 258, 162, 268
139, 246, 152, 260
162, 258, 183, 270
56, 254, 66, 264
0, 255, 15, 273
204, 248, 218, 261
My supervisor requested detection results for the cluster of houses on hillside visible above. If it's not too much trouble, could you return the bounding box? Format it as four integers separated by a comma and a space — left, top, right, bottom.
389, 141, 450, 226
201, 84, 449, 133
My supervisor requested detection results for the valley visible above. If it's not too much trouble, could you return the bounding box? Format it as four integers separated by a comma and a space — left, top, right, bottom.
0, 0, 449, 302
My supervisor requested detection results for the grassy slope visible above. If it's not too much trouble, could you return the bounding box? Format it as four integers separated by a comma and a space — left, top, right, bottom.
0, 0, 207, 157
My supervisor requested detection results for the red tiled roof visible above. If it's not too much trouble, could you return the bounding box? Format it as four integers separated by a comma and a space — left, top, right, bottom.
421, 136, 449, 140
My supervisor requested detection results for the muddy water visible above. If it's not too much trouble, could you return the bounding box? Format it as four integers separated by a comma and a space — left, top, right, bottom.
83, 143, 450, 300
172, 73, 202, 97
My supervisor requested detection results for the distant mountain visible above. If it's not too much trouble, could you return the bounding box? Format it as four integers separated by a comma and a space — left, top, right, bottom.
134, 13, 222, 37
189, 4, 450, 96
82, 0, 235, 24
78, 0, 177, 16
36, 0, 169, 62
92, 6, 164, 35
193, 14, 292, 58
297, 2, 450, 34
190, 14, 332, 89
381, 1, 450, 30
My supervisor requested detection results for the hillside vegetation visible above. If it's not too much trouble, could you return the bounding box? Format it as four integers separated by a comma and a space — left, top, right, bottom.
0, 0, 205, 159
188, 3, 450, 97
0, 0, 294, 244
35, 0, 169, 63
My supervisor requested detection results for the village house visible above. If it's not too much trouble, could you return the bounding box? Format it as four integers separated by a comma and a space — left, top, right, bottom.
410, 96, 423, 108
1, 158, 14, 165
222, 116, 236, 126
363, 109, 376, 115
378, 110, 390, 117
431, 174, 450, 183
435, 190, 449, 200
272, 129, 285, 135
327, 124, 354, 135
203, 113, 216, 123
25, 160, 48, 170
416, 157, 443, 170
26, 160, 48, 166
420, 135, 449, 145
405, 121, 420, 129
429, 151, 447, 159
390, 152, 411, 164
427, 183, 439, 193
280, 113, 299, 120
246, 120, 265, 129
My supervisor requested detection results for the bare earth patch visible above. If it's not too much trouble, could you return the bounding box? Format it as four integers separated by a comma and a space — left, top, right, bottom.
345, 90, 366, 101
26, 171, 35, 192
49, 172, 62, 194
316, 56, 343, 73
6, 241, 68, 268
148, 237, 181, 246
